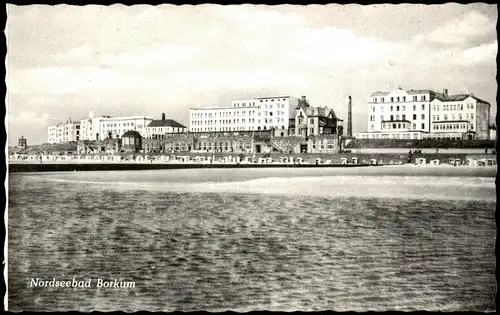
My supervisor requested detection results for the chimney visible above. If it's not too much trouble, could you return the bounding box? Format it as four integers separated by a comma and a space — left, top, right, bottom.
347, 96, 352, 138
162, 113, 166, 120
443, 89, 448, 96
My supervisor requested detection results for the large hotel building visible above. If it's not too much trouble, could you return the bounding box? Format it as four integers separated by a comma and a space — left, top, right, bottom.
189, 96, 301, 133
355, 88, 491, 140
48, 113, 187, 144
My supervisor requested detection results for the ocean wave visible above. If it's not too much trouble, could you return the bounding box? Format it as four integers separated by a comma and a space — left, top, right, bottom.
24, 174, 496, 202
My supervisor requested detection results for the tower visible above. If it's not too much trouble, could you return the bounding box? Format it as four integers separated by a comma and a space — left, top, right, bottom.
347, 96, 352, 138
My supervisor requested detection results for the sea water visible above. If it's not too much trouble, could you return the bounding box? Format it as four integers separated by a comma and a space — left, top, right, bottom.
7, 168, 496, 311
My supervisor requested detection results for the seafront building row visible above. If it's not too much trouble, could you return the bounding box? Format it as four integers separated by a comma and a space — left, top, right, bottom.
45, 88, 493, 156
355, 88, 492, 140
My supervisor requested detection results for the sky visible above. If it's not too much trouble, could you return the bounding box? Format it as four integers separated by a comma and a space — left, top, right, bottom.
6, 3, 498, 146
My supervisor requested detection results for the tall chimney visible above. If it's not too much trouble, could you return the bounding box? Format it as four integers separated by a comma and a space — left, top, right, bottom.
162, 113, 165, 120
347, 96, 352, 138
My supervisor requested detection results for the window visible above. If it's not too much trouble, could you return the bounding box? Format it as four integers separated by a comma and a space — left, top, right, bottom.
381, 97, 385, 103
403, 96, 406, 102
373, 98, 377, 103
391, 97, 394, 102
421, 104, 425, 110
398, 123, 401, 129
421, 114, 425, 120
392, 123, 397, 129
460, 104, 463, 110
402, 105, 406, 111
413, 114, 417, 120
380, 115, 384, 121
470, 104, 474, 110
413, 96, 418, 101
444, 114, 448, 120
471, 113, 474, 119
421, 95, 426, 101
390, 115, 394, 121
413, 105, 416, 111
310, 128, 314, 134
471, 124, 474, 130
421, 123, 425, 129
372, 106, 376, 112
432, 115, 435, 121
413, 123, 416, 129
396, 97, 400, 102
396, 106, 400, 111
391, 106, 393, 111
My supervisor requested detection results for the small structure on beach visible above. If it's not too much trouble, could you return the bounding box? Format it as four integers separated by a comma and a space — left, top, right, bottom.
122, 130, 142, 153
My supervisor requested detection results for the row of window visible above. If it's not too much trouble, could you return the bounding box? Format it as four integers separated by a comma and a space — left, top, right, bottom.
432, 113, 474, 121
433, 103, 474, 111
192, 118, 286, 126
372, 95, 427, 103
371, 123, 426, 130
371, 104, 427, 112
370, 114, 426, 121
433, 123, 474, 130
191, 125, 286, 132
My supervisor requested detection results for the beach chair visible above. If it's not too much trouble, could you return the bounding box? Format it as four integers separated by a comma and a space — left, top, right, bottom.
341, 158, 347, 165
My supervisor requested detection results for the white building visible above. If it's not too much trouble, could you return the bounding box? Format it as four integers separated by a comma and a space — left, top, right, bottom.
49, 114, 154, 143
47, 118, 81, 144
428, 92, 491, 140
189, 96, 300, 133
143, 114, 188, 139
355, 88, 491, 140
97, 116, 153, 140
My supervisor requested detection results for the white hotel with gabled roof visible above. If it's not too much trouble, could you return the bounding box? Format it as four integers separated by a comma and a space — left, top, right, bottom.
355, 88, 492, 140
189, 96, 300, 133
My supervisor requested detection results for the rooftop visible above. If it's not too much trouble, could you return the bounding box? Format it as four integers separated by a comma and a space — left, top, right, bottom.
147, 119, 187, 128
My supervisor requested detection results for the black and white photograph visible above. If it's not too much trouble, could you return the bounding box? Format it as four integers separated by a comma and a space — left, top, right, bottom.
5, 2, 497, 312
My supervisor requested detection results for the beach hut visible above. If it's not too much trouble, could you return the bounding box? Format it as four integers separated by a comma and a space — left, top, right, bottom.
416, 158, 426, 165
351, 157, 358, 164
454, 159, 461, 166
316, 158, 322, 165
487, 159, 495, 166
448, 158, 455, 165
325, 159, 332, 165
430, 159, 440, 165
296, 157, 303, 164
258, 157, 266, 164
478, 158, 487, 166
370, 159, 377, 165
235, 156, 241, 163
288, 157, 294, 164
341, 157, 347, 165
278, 157, 284, 163
266, 157, 273, 164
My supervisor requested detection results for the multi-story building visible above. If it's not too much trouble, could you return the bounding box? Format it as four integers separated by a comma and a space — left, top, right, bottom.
355, 88, 491, 140
49, 114, 154, 143
143, 113, 188, 139
289, 96, 343, 137
428, 91, 491, 140
189, 96, 300, 133
98, 116, 153, 140
47, 118, 81, 144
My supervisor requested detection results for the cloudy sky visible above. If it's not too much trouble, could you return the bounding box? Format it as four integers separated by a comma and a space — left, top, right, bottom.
6, 3, 497, 145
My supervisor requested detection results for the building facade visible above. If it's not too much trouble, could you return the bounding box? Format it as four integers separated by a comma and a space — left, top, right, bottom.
143, 113, 188, 139
48, 118, 81, 144
189, 96, 300, 133
429, 93, 491, 140
355, 88, 491, 140
50, 115, 154, 143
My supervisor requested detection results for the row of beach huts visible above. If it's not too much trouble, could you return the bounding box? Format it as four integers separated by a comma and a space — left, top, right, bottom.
8, 153, 497, 167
